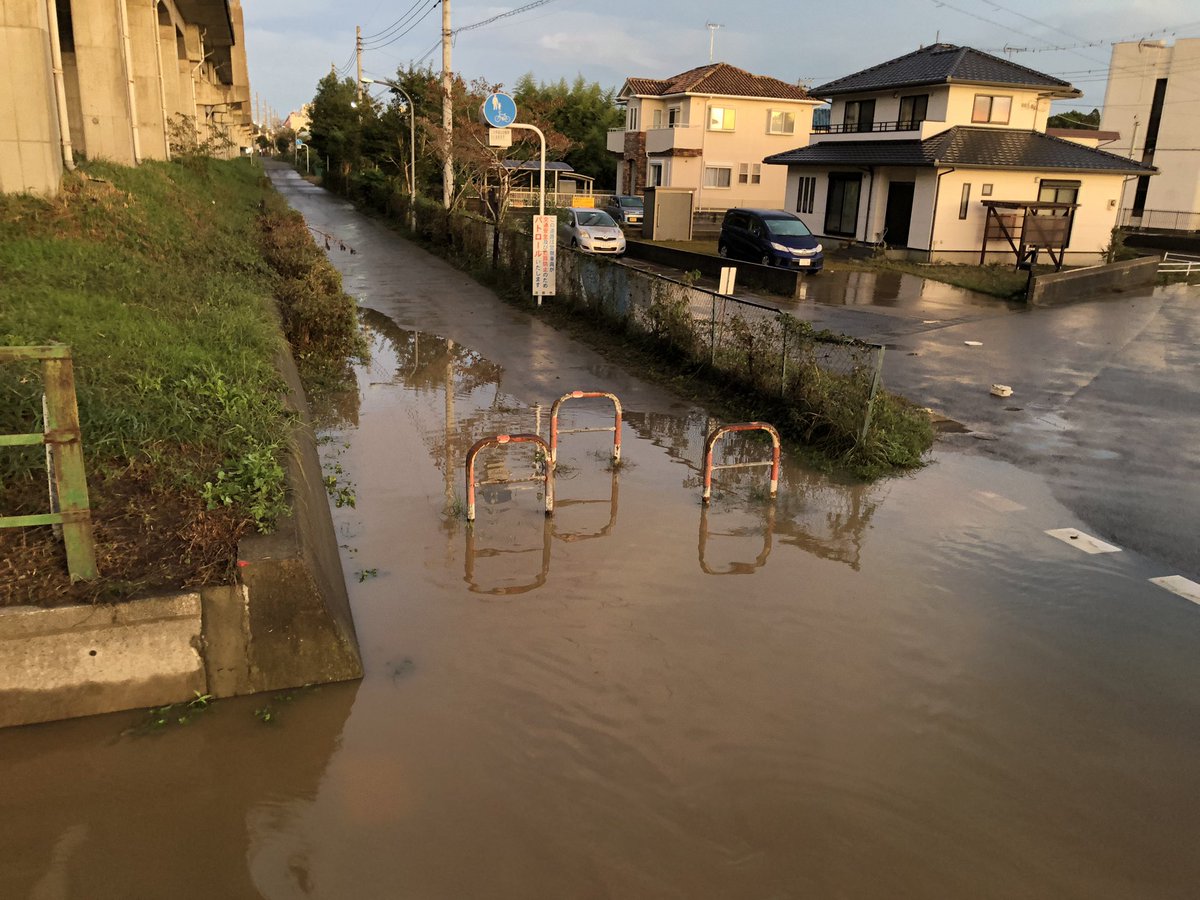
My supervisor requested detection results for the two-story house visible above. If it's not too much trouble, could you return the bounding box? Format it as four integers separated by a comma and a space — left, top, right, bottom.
764, 44, 1155, 264
607, 63, 821, 211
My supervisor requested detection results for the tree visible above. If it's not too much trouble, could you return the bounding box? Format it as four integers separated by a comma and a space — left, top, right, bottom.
273, 127, 295, 156
308, 71, 366, 190
1047, 108, 1101, 130
514, 74, 624, 188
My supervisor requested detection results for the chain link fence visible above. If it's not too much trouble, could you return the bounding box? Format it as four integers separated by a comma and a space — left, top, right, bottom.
398, 200, 917, 466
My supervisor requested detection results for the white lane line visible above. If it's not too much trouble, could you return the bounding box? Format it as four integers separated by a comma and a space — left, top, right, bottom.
1150, 576, 1200, 606
974, 490, 1026, 513
1045, 528, 1122, 554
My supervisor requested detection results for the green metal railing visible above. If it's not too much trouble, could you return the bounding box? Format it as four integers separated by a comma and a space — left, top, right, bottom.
0, 345, 98, 581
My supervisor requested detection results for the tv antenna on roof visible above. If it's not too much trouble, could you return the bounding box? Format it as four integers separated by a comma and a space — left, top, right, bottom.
706, 22, 724, 63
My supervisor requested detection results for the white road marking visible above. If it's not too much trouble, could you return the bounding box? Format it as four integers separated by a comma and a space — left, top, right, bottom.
974, 490, 1026, 513
1150, 576, 1200, 606
1045, 528, 1122, 554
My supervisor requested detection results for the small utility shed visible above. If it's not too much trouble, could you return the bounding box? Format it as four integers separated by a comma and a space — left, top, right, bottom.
763, 44, 1157, 264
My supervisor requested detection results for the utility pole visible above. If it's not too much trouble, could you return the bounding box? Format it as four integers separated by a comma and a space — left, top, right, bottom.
442, 0, 454, 209
356, 26, 363, 101
706, 22, 723, 63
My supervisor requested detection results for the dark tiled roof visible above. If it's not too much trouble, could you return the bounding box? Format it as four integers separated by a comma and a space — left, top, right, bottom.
764, 127, 1156, 174
811, 44, 1079, 97
622, 63, 810, 101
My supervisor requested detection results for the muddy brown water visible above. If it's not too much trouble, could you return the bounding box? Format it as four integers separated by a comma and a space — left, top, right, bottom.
3, 169, 1198, 899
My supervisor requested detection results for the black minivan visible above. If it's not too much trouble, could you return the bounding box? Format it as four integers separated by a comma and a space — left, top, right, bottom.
718, 208, 824, 272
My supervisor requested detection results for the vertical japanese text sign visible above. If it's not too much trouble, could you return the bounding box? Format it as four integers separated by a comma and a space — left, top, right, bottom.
532, 215, 557, 297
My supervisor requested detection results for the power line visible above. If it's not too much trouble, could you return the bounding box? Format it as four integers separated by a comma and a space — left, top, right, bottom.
360, 0, 426, 41
363, 1, 440, 51
454, 0, 561, 35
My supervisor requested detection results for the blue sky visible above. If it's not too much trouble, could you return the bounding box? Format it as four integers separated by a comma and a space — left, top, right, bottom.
243, 0, 1200, 121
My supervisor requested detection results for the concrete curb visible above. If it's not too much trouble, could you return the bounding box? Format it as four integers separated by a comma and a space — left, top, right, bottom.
0, 350, 363, 729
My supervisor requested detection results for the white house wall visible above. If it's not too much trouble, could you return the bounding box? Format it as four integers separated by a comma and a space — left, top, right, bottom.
783, 165, 1125, 263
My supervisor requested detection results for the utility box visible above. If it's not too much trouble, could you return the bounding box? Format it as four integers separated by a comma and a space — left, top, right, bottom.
642, 187, 694, 242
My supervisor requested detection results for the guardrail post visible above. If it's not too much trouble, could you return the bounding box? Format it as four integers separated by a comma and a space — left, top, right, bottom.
858, 346, 887, 447
549, 391, 622, 466
702, 422, 782, 504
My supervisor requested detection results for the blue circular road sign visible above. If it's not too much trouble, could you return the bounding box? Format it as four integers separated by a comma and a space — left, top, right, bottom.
481, 92, 517, 128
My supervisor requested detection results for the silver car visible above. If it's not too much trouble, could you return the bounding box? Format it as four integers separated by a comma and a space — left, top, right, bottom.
559, 208, 626, 255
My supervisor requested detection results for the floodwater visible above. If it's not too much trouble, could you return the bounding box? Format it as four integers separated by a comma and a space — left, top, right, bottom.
3, 168, 1199, 899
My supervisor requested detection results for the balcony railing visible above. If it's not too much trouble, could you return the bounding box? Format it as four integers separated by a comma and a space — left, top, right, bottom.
812, 119, 925, 135
1120, 207, 1200, 233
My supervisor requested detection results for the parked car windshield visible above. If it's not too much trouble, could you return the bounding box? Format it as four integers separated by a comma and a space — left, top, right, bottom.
577, 210, 617, 227
618, 197, 644, 208
764, 217, 812, 237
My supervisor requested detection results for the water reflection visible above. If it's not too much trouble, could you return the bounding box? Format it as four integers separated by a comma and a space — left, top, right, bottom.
626, 408, 882, 570
553, 469, 620, 543
464, 515, 553, 596
698, 502, 776, 575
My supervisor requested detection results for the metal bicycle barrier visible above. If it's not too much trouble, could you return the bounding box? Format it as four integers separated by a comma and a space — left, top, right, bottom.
0, 345, 97, 581
702, 422, 782, 504
549, 390, 623, 467
465, 433, 555, 522
698, 503, 776, 576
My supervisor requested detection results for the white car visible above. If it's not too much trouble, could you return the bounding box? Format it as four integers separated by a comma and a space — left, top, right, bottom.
559, 208, 626, 256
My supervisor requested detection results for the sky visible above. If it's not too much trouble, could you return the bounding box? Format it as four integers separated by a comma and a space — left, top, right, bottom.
242, 0, 1200, 123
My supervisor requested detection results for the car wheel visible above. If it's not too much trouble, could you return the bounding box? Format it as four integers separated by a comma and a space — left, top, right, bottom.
718, 242, 729, 258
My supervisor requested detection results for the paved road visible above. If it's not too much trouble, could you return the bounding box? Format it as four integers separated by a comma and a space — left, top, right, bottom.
627, 255, 1200, 578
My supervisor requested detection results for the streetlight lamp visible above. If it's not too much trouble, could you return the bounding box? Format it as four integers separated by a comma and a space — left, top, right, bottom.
361, 76, 416, 230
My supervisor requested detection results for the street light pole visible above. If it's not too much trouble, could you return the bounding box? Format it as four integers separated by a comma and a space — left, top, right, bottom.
362, 77, 417, 230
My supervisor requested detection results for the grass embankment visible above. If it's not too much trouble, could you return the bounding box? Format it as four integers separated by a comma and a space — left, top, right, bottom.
0, 159, 362, 605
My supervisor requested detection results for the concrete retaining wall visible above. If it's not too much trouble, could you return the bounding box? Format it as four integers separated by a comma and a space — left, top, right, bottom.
1027, 255, 1160, 306
624, 240, 803, 298
0, 350, 362, 729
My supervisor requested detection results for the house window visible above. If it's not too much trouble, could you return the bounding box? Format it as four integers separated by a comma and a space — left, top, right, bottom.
959, 183, 971, 219
738, 163, 761, 185
796, 176, 816, 215
627, 106, 639, 130
652, 109, 663, 128
648, 161, 665, 187
981, 183, 993, 197
768, 110, 795, 134
898, 94, 928, 129
843, 99, 876, 133
1038, 180, 1079, 221
668, 106, 682, 127
708, 107, 736, 131
972, 94, 1012, 124
704, 166, 732, 188
825, 172, 862, 236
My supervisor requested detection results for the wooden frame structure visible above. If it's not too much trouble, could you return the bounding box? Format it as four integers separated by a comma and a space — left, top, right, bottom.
980, 200, 1078, 271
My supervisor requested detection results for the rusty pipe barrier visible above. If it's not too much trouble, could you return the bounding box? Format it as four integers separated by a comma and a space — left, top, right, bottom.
549, 390, 622, 466
465, 433, 554, 522
701, 422, 781, 504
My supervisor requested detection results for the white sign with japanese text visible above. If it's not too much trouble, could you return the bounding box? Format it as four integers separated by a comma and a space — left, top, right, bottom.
532, 215, 557, 297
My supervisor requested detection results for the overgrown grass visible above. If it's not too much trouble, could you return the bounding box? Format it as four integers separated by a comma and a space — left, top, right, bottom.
0, 158, 363, 604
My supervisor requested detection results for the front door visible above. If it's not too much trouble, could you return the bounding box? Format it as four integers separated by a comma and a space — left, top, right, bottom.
883, 181, 915, 247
